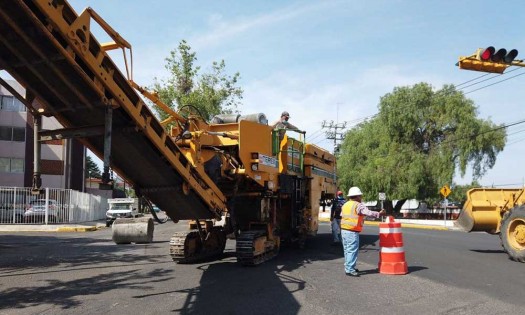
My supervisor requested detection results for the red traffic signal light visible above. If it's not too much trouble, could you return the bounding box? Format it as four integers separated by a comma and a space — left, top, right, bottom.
480, 46, 495, 61
479, 46, 518, 64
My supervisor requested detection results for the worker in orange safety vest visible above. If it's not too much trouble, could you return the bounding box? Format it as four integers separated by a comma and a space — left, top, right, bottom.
340, 186, 385, 277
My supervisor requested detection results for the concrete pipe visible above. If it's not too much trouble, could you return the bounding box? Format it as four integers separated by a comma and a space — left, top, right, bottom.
112, 217, 154, 244
211, 113, 268, 125
210, 114, 241, 124
238, 113, 268, 125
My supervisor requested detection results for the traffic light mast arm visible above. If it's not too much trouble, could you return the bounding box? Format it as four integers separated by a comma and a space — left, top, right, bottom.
503, 58, 525, 68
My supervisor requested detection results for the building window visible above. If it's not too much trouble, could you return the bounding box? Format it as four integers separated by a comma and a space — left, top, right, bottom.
10, 158, 24, 173
12, 127, 25, 142
0, 126, 10, 141
0, 96, 26, 112
0, 126, 26, 142
0, 157, 24, 173
1, 96, 13, 110
14, 98, 26, 112
0, 158, 9, 172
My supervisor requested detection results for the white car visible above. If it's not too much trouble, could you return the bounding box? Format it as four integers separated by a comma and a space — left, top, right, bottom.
24, 199, 60, 223
0, 205, 25, 223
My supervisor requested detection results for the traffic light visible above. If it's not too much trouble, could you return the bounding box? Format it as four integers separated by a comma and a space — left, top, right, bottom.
457, 46, 519, 74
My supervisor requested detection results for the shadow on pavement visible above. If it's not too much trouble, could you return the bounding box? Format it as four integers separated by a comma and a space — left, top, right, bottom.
0, 268, 173, 310
358, 265, 427, 276
0, 234, 168, 272
470, 249, 506, 254
0, 234, 175, 311
0, 226, 390, 314
134, 232, 383, 314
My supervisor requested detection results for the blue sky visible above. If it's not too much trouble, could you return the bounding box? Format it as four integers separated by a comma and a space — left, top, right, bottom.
68, 0, 525, 188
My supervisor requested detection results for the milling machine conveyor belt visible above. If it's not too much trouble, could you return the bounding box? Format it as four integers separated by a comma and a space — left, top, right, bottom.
0, 0, 226, 220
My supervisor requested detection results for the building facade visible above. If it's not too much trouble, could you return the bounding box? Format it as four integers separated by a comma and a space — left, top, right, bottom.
0, 79, 84, 190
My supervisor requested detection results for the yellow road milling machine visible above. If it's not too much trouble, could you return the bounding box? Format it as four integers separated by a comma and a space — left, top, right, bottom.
457, 188, 525, 262
0, 0, 336, 265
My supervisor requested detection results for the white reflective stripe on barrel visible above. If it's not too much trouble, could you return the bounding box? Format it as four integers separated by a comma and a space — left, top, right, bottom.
380, 246, 405, 253
379, 227, 402, 234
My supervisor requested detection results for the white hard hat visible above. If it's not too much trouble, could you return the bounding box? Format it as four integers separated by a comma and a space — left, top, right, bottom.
347, 186, 363, 197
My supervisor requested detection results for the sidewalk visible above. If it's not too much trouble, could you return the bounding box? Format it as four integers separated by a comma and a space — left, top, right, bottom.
318, 209, 459, 231
0, 220, 105, 232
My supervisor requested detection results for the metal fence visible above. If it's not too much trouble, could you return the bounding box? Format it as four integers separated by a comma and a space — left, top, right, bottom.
0, 186, 108, 224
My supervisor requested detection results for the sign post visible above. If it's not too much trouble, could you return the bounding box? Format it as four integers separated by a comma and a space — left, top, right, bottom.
440, 185, 452, 224
379, 192, 386, 222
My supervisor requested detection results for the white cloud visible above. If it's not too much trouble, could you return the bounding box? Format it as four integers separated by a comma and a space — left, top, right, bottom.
189, 2, 339, 51
241, 64, 436, 151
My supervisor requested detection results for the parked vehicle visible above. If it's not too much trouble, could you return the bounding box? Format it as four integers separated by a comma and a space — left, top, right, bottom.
105, 198, 141, 227
435, 200, 461, 208
24, 199, 59, 223
0, 205, 25, 223
446, 200, 461, 208
152, 205, 161, 213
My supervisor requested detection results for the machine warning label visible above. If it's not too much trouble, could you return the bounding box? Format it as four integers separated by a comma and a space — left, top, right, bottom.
259, 154, 278, 168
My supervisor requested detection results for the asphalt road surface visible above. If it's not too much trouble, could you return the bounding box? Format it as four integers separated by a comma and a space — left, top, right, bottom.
0, 221, 524, 314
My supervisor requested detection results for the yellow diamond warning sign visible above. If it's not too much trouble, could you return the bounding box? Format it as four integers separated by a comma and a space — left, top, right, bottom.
440, 185, 451, 198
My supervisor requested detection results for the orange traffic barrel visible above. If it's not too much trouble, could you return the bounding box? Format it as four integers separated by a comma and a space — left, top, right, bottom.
378, 216, 408, 275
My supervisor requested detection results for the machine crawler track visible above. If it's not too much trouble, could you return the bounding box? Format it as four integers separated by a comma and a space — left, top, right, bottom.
169, 229, 226, 263
236, 230, 279, 266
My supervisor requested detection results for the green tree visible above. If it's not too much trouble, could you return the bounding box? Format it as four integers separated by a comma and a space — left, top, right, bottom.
338, 83, 506, 202
152, 40, 243, 122
86, 155, 101, 179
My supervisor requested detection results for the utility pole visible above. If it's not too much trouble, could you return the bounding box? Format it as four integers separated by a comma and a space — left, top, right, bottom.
322, 120, 347, 154
322, 105, 347, 195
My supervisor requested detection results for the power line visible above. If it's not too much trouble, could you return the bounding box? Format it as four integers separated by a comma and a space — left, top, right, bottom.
308, 129, 328, 142
438, 118, 525, 147
505, 126, 525, 137
334, 66, 525, 132
483, 182, 524, 188
346, 117, 525, 163
507, 136, 525, 146
457, 67, 521, 90
314, 137, 329, 146
454, 72, 493, 88
464, 70, 525, 95
312, 65, 525, 155
306, 127, 325, 140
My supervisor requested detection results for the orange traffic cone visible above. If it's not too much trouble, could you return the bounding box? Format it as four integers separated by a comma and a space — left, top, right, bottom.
378, 216, 408, 275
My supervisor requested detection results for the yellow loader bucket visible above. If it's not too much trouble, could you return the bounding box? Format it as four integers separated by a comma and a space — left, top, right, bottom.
456, 188, 525, 234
